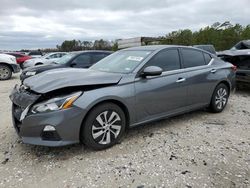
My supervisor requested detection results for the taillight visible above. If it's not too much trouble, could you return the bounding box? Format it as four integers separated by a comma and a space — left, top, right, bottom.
231, 65, 237, 72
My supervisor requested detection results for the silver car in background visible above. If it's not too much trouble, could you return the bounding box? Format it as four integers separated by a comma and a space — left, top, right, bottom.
10, 45, 236, 150
23, 52, 68, 68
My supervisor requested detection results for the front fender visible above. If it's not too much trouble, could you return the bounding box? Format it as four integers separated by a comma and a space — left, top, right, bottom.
74, 83, 136, 125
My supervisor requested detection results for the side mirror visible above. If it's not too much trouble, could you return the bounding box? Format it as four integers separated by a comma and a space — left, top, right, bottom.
141, 66, 163, 77
70, 62, 77, 67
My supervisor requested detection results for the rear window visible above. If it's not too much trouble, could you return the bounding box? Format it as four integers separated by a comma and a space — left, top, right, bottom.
182, 49, 206, 68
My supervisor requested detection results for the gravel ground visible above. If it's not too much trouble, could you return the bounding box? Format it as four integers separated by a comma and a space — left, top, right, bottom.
0, 74, 249, 188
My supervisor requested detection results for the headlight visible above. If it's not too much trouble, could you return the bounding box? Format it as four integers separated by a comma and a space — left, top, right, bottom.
26, 71, 36, 76
31, 92, 82, 114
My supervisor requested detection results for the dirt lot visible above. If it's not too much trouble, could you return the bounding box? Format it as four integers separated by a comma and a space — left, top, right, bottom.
0, 74, 249, 188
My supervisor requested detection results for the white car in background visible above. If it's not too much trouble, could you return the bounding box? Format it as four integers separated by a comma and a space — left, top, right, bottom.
0, 54, 20, 80
23, 52, 68, 69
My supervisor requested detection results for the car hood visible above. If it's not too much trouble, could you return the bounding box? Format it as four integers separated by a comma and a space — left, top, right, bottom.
23, 63, 62, 73
217, 49, 250, 57
23, 68, 123, 94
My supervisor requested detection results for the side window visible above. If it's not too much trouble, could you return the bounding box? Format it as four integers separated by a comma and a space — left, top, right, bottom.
58, 53, 65, 58
203, 53, 212, 64
182, 49, 206, 68
92, 53, 108, 63
49, 54, 57, 59
72, 54, 91, 67
146, 49, 181, 71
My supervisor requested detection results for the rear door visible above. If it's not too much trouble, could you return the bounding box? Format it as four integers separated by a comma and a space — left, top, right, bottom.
180, 48, 216, 107
135, 48, 188, 122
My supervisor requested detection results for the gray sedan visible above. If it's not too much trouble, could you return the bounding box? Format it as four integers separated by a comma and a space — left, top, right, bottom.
10, 45, 236, 150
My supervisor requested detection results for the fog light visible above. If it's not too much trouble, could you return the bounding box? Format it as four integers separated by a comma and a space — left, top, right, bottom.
41, 126, 61, 141
43, 125, 56, 131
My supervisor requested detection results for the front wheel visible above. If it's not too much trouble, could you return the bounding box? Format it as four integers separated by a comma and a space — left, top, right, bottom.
0, 64, 12, 80
210, 83, 229, 113
81, 103, 126, 150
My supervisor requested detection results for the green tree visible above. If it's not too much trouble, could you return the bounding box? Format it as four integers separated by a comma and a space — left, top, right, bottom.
60, 40, 81, 52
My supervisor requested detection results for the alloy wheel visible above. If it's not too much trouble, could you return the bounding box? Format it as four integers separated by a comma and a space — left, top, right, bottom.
215, 88, 227, 110
92, 110, 122, 145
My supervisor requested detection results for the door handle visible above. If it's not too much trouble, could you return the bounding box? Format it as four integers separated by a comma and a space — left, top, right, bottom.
211, 69, 217, 73
176, 78, 186, 83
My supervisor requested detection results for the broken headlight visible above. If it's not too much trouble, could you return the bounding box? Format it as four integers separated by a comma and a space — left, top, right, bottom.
31, 92, 82, 114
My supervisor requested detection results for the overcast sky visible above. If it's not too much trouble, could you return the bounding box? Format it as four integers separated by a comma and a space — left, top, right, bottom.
0, 0, 249, 50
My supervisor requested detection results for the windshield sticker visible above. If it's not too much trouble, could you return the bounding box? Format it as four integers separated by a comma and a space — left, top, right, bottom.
126, 56, 144, 62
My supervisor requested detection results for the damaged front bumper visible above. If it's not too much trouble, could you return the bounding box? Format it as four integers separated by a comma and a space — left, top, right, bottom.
9, 85, 84, 147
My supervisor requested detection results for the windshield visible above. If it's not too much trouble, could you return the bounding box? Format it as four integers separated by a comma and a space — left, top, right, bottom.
90, 50, 152, 73
54, 54, 74, 64
42, 53, 53, 58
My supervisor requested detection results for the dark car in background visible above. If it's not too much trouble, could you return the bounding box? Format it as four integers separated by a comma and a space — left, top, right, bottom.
10, 45, 236, 149
193, 45, 216, 55
218, 40, 250, 86
5, 52, 32, 69
20, 50, 112, 81
28, 50, 43, 58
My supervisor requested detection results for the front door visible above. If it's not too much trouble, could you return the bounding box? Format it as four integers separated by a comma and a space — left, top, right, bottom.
134, 48, 188, 123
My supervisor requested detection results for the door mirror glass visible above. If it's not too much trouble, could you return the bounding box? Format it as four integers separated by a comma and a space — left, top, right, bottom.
141, 66, 163, 77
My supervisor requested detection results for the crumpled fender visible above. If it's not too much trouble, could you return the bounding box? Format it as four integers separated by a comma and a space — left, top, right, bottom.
9, 85, 41, 109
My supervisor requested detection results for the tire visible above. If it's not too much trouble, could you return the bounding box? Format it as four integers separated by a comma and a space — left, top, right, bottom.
20, 63, 24, 69
35, 63, 43, 66
81, 103, 126, 150
210, 83, 229, 113
0, 64, 12, 80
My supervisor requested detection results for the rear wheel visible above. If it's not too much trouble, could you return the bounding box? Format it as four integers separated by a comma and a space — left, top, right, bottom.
210, 83, 229, 113
0, 64, 12, 80
81, 103, 126, 150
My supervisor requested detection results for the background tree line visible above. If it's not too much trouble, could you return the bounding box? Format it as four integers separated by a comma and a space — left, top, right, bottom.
22, 22, 250, 53
159, 22, 250, 51
56, 39, 114, 52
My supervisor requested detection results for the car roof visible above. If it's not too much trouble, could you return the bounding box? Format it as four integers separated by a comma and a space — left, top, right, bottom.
71, 50, 113, 54
122, 45, 204, 51
0, 53, 15, 58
